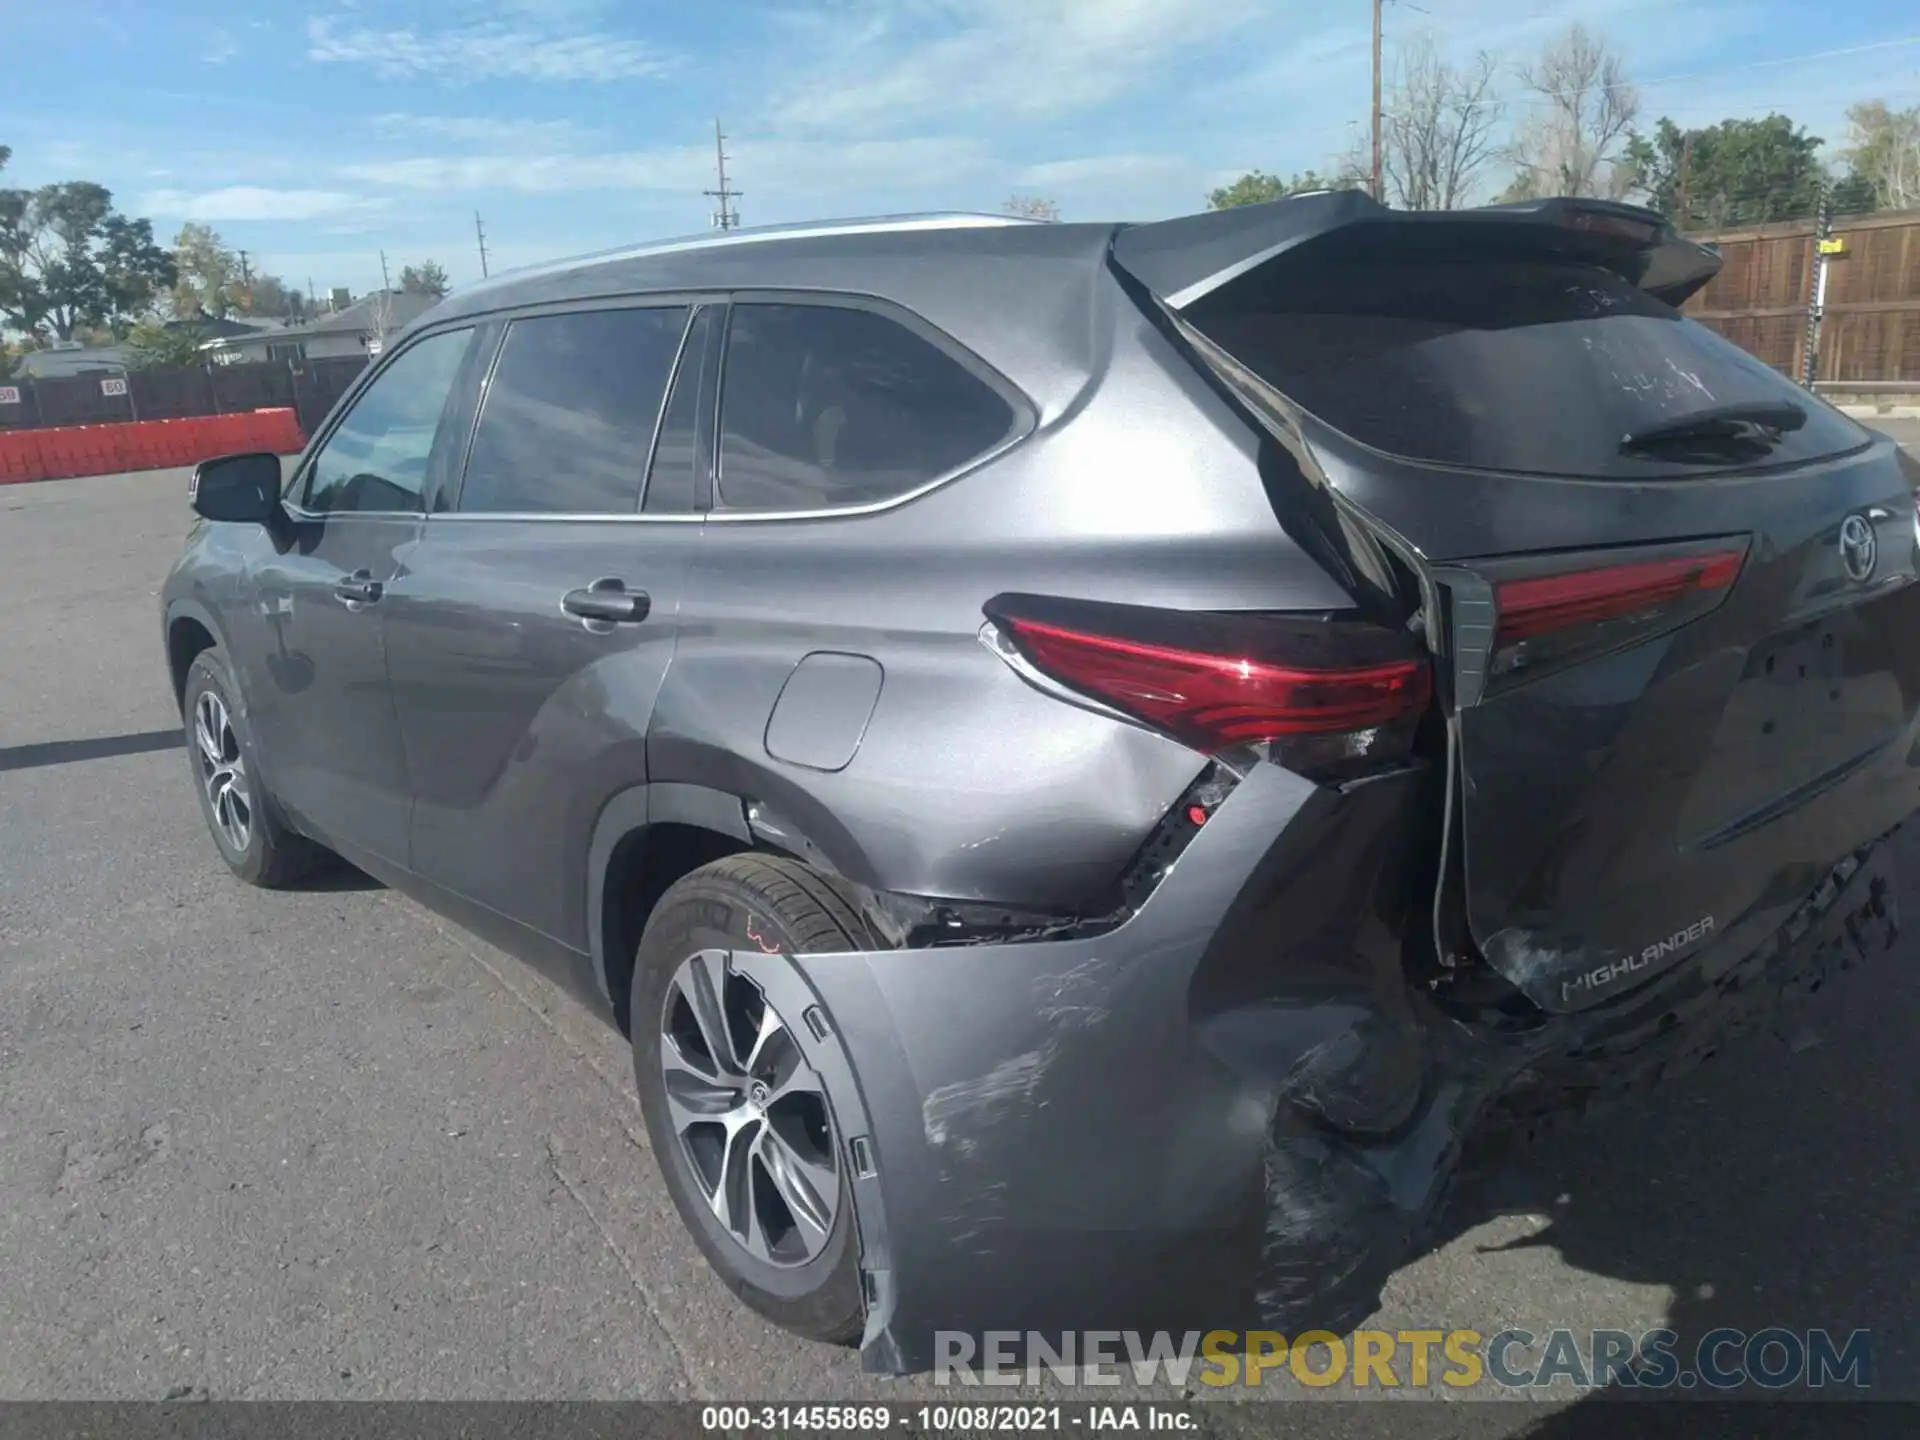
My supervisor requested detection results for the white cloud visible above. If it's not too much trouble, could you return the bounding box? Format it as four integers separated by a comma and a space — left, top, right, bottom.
1015, 155, 1192, 189
202, 26, 240, 66
338, 136, 995, 201
339, 148, 710, 194
367, 113, 598, 148
770, 0, 1271, 132
307, 14, 674, 82
139, 187, 385, 222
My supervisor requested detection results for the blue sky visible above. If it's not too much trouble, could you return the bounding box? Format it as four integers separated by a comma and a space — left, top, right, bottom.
4, 0, 1918, 298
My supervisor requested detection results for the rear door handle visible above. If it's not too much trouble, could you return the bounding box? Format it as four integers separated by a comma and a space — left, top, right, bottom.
334, 571, 383, 605
562, 579, 651, 625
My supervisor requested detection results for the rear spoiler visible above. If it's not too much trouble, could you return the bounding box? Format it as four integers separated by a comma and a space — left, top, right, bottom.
1111, 191, 1723, 310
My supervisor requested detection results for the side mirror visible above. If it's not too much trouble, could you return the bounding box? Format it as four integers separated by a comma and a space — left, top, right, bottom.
189, 452, 282, 524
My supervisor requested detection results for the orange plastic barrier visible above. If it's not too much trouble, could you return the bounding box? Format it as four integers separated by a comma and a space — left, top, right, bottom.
0, 408, 307, 486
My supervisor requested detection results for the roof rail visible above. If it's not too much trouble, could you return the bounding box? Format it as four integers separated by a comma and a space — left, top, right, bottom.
468, 212, 1042, 295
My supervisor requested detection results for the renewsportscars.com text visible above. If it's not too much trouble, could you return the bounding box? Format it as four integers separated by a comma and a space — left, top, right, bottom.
934, 1327, 1873, 1391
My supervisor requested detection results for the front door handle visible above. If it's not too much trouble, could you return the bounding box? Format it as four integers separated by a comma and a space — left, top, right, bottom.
562, 579, 651, 625
334, 570, 383, 605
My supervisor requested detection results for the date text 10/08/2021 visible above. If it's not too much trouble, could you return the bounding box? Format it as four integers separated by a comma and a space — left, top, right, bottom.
701, 1407, 1194, 1432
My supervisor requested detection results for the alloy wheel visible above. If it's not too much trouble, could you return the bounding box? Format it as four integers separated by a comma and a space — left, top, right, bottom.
193, 689, 252, 854
658, 950, 839, 1267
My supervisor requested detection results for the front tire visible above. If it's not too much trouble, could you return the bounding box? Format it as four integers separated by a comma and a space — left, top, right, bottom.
181, 649, 325, 888
631, 854, 874, 1345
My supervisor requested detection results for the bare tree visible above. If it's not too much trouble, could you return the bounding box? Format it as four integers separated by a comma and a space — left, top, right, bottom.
364, 287, 395, 354
1002, 195, 1061, 222
1842, 100, 1920, 211
1380, 34, 1504, 210
1503, 24, 1639, 200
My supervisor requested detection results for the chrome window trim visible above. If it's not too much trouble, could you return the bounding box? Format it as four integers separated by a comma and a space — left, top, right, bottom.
421, 509, 705, 525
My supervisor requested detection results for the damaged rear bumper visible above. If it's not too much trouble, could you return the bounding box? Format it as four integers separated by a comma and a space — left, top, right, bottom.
715, 763, 1902, 1376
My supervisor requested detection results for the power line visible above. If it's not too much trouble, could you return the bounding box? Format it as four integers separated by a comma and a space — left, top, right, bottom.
1500, 33, 1920, 107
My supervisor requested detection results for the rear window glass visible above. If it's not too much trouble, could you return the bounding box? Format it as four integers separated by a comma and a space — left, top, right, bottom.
1193, 259, 1868, 478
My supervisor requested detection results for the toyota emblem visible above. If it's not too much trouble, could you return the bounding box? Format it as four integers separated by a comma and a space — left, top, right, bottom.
1839, 513, 1878, 584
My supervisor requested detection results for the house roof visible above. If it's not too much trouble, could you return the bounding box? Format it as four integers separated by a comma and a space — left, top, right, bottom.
201, 289, 441, 349
16, 346, 129, 379
308, 289, 440, 335
166, 314, 290, 340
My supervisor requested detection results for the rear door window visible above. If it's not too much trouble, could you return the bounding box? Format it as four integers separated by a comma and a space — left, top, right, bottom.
1192, 259, 1868, 479
716, 302, 1019, 512
458, 305, 690, 514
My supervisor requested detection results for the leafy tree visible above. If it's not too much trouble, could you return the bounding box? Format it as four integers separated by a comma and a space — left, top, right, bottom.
0, 175, 174, 340
1207, 170, 1356, 209
1002, 195, 1061, 222
1625, 115, 1830, 227
243, 272, 304, 320
1841, 100, 1920, 212
169, 222, 240, 319
399, 260, 450, 298
1829, 170, 1879, 217
124, 318, 208, 371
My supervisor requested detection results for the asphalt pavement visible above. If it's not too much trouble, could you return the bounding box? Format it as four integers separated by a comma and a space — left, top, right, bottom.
1, 435, 1916, 1427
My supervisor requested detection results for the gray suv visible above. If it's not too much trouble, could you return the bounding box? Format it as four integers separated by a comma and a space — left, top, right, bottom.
163, 194, 1920, 1374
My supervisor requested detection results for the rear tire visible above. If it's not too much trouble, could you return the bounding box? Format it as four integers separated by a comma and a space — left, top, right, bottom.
182, 649, 326, 889
631, 854, 874, 1345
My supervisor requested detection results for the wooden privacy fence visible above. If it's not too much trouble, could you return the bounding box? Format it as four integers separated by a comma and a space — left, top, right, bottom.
1683, 207, 1920, 386
0, 354, 368, 440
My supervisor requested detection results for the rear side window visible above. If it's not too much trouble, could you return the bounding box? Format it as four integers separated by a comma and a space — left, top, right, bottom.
716, 302, 1018, 512
458, 306, 689, 514
1193, 259, 1868, 479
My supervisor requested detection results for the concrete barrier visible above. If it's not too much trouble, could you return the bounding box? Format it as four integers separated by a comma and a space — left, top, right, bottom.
0, 409, 307, 486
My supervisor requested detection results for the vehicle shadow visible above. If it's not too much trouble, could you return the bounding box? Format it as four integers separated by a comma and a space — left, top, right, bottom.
299, 859, 385, 892
0, 728, 184, 773
1423, 826, 1920, 1424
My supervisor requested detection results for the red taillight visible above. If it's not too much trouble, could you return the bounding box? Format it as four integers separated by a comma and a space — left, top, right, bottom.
1560, 208, 1660, 246
1486, 545, 1746, 683
997, 614, 1431, 756
1495, 550, 1744, 645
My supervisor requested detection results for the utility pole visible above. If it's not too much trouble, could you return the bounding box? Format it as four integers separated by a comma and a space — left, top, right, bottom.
1676, 131, 1694, 230
236, 249, 253, 312
474, 211, 491, 278
705, 117, 741, 231
1801, 183, 1834, 389
1370, 0, 1383, 204
379, 249, 392, 294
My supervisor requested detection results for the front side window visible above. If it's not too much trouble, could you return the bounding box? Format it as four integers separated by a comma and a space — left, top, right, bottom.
716, 303, 1018, 513
303, 327, 474, 514
458, 306, 690, 515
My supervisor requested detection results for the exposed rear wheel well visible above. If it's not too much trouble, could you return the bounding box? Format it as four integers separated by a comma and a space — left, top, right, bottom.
602, 822, 752, 1034
168, 617, 218, 709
